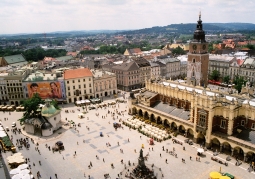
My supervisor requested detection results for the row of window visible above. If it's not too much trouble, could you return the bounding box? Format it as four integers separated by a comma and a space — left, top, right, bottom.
220, 120, 255, 130
67, 89, 92, 96
67, 84, 92, 90
6, 83, 22, 86
8, 87, 23, 92
9, 94, 23, 99
66, 78, 91, 84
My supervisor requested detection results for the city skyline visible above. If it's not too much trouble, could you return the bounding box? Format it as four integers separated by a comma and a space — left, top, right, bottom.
1, 0, 255, 34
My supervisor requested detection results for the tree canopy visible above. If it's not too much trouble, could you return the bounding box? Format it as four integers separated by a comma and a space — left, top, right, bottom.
210, 70, 220, 81
19, 94, 59, 124
0, 47, 67, 61
233, 75, 247, 93
172, 46, 186, 55
223, 75, 230, 84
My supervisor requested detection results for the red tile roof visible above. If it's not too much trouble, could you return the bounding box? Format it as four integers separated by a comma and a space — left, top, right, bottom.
237, 59, 244, 66
64, 68, 93, 80
66, 52, 77, 57
43, 57, 56, 63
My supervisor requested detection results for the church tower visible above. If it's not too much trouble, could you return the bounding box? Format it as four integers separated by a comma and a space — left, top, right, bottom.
187, 12, 209, 86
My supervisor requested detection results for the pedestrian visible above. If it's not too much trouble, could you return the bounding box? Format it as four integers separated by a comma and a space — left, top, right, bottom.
152, 147, 153, 151
63, 156, 65, 160
160, 153, 161, 157
140, 136, 142, 139
55, 173, 58, 178
165, 159, 167, 163
190, 156, 192, 160
75, 151, 76, 155
77, 141, 78, 145
90, 161, 92, 167
103, 158, 105, 162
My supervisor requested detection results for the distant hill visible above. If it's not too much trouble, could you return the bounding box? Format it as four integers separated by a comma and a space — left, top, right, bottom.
121, 23, 255, 34
1, 23, 255, 38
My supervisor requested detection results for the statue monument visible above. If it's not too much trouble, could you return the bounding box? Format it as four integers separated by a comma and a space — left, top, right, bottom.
130, 149, 157, 179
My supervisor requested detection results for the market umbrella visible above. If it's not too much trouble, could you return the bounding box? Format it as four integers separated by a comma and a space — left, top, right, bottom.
219, 176, 230, 179
10, 168, 21, 175
18, 164, 28, 170
12, 174, 23, 179
22, 174, 34, 179
19, 169, 30, 175
197, 148, 205, 153
0, 131, 7, 137
209, 171, 222, 179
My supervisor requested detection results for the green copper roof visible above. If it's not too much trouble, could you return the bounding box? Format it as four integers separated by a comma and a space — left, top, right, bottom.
41, 104, 57, 115
4, 54, 27, 64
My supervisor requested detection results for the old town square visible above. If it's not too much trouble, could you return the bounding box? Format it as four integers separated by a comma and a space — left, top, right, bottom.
0, 92, 254, 179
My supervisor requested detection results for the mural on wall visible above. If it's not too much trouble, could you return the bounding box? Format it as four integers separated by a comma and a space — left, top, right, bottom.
26, 80, 66, 99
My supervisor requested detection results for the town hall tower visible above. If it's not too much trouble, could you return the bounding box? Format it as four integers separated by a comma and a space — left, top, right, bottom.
187, 12, 209, 86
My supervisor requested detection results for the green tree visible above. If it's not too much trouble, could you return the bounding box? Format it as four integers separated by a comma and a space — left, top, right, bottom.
172, 46, 186, 55
210, 70, 220, 81
223, 75, 230, 84
208, 43, 214, 53
244, 44, 255, 49
233, 76, 247, 93
19, 93, 44, 124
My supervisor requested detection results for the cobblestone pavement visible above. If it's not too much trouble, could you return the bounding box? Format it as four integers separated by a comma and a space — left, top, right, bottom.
0, 94, 255, 179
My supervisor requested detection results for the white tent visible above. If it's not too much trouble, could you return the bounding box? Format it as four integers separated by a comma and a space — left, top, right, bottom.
0, 131, 7, 137
10, 168, 21, 175
18, 164, 28, 170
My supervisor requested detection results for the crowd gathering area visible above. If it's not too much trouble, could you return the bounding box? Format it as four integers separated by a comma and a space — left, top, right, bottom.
0, 94, 254, 179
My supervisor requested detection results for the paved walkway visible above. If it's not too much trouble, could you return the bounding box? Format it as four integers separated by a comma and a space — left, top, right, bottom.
0, 93, 254, 179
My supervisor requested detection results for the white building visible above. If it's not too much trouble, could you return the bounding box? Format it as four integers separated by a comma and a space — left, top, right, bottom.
24, 100, 62, 137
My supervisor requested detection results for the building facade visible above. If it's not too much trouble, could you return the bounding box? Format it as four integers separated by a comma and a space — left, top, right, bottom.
239, 58, 255, 83
64, 68, 94, 103
160, 58, 180, 79
111, 61, 140, 91
135, 57, 151, 87
208, 55, 235, 80
92, 69, 117, 98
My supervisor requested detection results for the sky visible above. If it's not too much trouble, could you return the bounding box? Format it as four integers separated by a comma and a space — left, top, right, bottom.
1, 0, 255, 34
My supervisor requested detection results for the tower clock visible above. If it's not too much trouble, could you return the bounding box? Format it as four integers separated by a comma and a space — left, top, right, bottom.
187, 12, 209, 87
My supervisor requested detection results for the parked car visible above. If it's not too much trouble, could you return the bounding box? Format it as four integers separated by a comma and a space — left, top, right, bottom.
12, 122, 16, 127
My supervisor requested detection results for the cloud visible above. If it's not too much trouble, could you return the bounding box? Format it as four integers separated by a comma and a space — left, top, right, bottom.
0, 0, 255, 34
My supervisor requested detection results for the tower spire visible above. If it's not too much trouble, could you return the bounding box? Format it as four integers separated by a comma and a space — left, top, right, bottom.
199, 11, 201, 20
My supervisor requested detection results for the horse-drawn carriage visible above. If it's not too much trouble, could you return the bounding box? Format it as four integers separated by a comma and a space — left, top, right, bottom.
52, 141, 64, 151
113, 122, 121, 128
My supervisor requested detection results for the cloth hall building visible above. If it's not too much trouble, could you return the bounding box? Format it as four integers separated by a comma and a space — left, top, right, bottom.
128, 13, 255, 163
